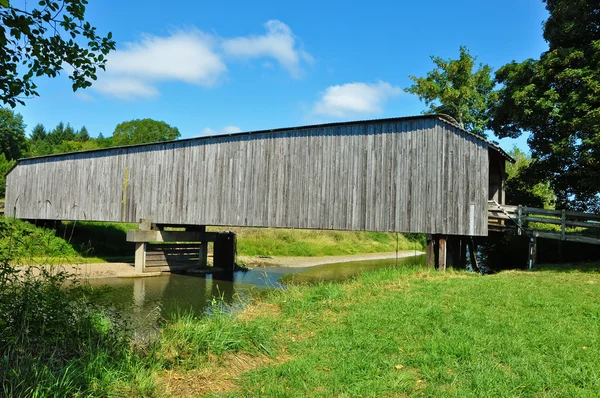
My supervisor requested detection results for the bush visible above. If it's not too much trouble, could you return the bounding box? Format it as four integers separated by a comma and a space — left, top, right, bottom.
0, 259, 137, 396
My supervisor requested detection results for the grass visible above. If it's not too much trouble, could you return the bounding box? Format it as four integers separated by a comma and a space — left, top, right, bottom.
148, 262, 600, 397
0, 217, 425, 264
3, 261, 600, 396
210, 227, 424, 257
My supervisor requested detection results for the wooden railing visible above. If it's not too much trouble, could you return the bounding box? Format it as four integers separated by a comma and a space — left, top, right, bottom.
488, 201, 600, 245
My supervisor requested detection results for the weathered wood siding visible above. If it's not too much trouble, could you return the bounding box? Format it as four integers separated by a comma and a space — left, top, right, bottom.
6, 117, 491, 235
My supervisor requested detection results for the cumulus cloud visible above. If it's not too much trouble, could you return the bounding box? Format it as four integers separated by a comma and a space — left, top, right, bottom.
95, 31, 226, 99
222, 20, 313, 78
94, 21, 312, 99
313, 81, 402, 117
201, 125, 243, 136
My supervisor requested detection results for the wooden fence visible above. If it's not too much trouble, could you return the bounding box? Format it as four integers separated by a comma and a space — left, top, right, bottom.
488, 201, 600, 245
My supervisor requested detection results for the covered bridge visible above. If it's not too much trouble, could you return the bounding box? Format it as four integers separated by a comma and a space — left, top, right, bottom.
5, 115, 512, 271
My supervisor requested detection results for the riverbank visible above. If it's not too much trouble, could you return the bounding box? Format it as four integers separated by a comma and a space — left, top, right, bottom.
4, 261, 600, 396
18, 250, 424, 279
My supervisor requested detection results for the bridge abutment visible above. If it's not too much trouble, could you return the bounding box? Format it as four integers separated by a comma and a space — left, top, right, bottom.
127, 220, 237, 275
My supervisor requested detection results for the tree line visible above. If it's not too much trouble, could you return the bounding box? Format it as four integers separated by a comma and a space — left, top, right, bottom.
0, 108, 180, 196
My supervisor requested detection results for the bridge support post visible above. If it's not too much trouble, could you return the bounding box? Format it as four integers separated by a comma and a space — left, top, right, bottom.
134, 242, 146, 274
214, 232, 237, 273
426, 234, 435, 268
437, 235, 447, 272
459, 237, 467, 268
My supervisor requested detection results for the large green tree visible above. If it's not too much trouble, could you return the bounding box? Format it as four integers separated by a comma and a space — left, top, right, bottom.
490, 0, 600, 212
405, 46, 497, 136
0, 0, 115, 107
505, 147, 555, 208
112, 119, 180, 146
0, 107, 26, 159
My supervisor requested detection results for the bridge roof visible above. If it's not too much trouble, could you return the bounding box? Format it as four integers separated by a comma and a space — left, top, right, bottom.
16, 114, 514, 163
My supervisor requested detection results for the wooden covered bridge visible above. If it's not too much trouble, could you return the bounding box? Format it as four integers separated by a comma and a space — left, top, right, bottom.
6, 115, 514, 273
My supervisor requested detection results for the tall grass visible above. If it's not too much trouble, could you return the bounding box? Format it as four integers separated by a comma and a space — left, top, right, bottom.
215, 227, 424, 257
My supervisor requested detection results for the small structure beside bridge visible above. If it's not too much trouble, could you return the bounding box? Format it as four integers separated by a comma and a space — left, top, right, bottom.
6, 115, 519, 273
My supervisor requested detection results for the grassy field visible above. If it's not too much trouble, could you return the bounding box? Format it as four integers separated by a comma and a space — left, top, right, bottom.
151, 263, 600, 397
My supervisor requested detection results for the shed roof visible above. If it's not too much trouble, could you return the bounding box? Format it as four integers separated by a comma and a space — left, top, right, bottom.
16, 114, 515, 163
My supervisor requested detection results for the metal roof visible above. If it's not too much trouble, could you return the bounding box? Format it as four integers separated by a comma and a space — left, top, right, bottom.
15, 114, 515, 163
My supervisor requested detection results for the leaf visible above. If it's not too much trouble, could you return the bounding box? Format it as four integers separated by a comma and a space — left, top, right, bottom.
0, 0, 9, 7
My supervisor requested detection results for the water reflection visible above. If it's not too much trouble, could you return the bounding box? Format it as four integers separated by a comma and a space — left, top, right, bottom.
89, 254, 425, 337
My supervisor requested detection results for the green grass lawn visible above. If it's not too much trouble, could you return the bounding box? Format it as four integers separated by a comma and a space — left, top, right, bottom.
211, 227, 424, 257
151, 263, 600, 397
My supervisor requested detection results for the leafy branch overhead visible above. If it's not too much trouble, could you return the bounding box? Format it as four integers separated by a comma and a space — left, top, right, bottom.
0, 0, 115, 106
405, 46, 497, 137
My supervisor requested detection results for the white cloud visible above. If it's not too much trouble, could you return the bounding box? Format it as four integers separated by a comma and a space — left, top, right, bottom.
94, 21, 312, 100
95, 30, 226, 99
201, 125, 242, 136
93, 77, 160, 100
222, 20, 313, 78
313, 81, 402, 118
74, 91, 95, 102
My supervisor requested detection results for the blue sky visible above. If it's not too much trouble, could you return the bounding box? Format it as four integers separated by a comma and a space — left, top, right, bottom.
14, 0, 549, 152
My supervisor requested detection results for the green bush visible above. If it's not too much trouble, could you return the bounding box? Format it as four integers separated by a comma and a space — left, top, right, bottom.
0, 259, 143, 396
0, 218, 78, 260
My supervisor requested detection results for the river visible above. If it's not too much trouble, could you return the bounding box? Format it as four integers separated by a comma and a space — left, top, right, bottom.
88, 254, 425, 338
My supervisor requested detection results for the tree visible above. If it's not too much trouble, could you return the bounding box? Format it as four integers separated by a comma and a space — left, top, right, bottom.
76, 126, 90, 142
405, 46, 497, 136
46, 122, 65, 145
0, 0, 115, 107
0, 107, 26, 159
505, 147, 555, 208
30, 123, 46, 141
111, 119, 180, 146
0, 153, 15, 197
489, 0, 600, 212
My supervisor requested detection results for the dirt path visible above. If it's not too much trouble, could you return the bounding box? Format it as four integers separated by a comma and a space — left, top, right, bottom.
18, 251, 424, 279
238, 250, 424, 268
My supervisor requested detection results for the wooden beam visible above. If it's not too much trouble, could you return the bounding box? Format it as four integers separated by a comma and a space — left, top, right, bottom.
438, 235, 447, 272
426, 234, 435, 268
459, 237, 467, 268
126, 230, 217, 243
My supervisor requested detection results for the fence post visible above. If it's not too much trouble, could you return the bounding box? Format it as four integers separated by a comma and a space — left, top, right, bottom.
561, 209, 566, 240
517, 205, 523, 235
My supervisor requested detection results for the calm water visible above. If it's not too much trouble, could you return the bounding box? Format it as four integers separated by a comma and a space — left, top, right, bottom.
89, 254, 425, 337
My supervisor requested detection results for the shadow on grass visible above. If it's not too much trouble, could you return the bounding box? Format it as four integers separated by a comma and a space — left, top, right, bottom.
533, 262, 600, 273
55, 221, 136, 261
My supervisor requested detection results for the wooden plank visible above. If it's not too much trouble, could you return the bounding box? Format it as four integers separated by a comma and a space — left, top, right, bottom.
522, 216, 563, 225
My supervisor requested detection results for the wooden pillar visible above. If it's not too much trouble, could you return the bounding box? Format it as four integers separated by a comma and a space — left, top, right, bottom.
426, 234, 435, 268
134, 242, 146, 273
438, 235, 447, 272
214, 232, 236, 272
459, 237, 467, 268
198, 226, 208, 269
